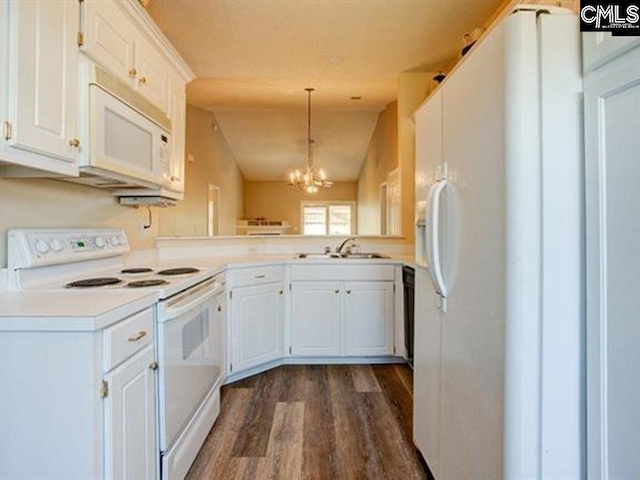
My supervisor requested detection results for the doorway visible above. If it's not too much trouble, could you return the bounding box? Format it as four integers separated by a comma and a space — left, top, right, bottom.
207, 184, 220, 236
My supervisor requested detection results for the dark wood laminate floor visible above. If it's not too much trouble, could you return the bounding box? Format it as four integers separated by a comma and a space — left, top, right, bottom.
186, 364, 428, 480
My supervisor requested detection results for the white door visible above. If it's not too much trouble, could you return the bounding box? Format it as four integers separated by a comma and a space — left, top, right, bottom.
291, 281, 342, 356
231, 283, 283, 372
583, 32, 640, 72
7, 0, 78, 162
584, 45, 640, 480
104, 345, 157, 480
343, 281, 394, 356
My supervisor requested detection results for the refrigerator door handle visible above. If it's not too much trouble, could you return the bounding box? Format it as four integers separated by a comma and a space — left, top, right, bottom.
427, 178, 448, 298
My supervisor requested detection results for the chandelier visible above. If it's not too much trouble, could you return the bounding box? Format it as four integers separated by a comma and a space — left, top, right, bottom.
288, 88, 333, 193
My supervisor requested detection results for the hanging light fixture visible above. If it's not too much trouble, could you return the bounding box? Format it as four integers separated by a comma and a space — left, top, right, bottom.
288, 88, 333, 194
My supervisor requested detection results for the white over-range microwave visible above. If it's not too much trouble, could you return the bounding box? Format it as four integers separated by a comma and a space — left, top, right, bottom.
69, 65, 172, 190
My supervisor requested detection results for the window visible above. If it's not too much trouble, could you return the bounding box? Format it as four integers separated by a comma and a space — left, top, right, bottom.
301, 201, 356, 235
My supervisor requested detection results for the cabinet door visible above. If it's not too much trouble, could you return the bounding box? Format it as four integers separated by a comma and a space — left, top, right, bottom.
82, 0, 137, 84
214, 291, 228, 378
231, 283, 283, 372
6, 0, 78, 163
584, 47, 640, 480
136, 39, 171, 111
104, 344, 157, 480
291, 281, 342, 356
343, 281, 394, 356
167, 77, 186, 194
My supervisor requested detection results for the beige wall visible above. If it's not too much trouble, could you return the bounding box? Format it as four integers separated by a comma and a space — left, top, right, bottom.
397, 72, 432, 244
159, 105, 245, 237
357, 74, 431, 241
244, 181, 357, 234
0, 177, 158, 268
357, 102, 398, 235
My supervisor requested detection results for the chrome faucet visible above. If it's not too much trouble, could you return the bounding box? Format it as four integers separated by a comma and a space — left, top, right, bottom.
336, 236, 356, 254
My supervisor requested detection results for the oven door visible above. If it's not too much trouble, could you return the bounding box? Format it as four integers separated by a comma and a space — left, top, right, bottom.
157, 277, 223, 451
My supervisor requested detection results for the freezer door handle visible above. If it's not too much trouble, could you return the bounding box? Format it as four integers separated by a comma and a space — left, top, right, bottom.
427, 178, 448, 298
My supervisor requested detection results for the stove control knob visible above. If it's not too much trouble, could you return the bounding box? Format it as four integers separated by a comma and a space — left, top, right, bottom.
50, 239, 63, 252
94, 237, 106, 249
118, 235, 127, 246
110, 236, 120, 246
35, 239, 50, 254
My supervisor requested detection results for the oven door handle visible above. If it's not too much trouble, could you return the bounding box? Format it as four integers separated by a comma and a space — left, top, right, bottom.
164, 278, 223, 320
165, 289, 218, 320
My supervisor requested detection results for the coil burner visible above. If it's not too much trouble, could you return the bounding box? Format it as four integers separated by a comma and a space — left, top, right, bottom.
157, 267, 200, 276
126, 279, 169, 288
121, 268, 154, 274
65, 277, 123, 288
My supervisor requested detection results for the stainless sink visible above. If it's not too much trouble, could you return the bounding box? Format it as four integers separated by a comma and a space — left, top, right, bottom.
295, 253, 342, 259
294, 252, 390, 260
340, 253, 390, 259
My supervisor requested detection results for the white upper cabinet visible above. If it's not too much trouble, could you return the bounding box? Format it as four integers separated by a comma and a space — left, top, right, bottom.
0, 0, 80, 175
136, 38, 171, 111
81, 0, 172, 112
81, 0, 137, 85
166, 76, 186, 194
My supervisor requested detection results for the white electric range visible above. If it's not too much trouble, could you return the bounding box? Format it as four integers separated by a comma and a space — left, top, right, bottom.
6, 228, 213, 297
6, 228, 226, 480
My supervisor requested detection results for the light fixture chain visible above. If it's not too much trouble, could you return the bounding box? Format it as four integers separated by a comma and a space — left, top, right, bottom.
287, 87, 332, 194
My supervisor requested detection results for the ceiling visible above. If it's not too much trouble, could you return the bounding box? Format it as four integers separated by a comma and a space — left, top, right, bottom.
147, 0, 506, 181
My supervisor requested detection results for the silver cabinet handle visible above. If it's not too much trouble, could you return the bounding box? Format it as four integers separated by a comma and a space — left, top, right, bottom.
255, 275, 266, 279
149, 361, 158, 371
127, 331, 147, 342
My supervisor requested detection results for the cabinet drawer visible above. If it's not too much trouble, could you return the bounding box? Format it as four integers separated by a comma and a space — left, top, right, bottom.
103, 308, 154, 372
290, 264, 395, 282
227, 265, 284, 288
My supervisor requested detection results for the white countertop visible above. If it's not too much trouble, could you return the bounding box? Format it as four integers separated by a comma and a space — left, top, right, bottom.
0, 290, 157, 331
171, 253, 416, 271
0, 253, 417, 331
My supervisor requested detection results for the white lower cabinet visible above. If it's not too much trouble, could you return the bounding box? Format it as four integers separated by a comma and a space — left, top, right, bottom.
0, 306, 157, 479
291, 279, 394, 357
230, 282, 284, 373
291, 281, 342, 356
104, 344, 157, 480
343, 281, 394, 356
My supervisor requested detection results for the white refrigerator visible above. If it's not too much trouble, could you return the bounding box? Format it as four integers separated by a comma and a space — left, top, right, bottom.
413, 6, 584, 480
